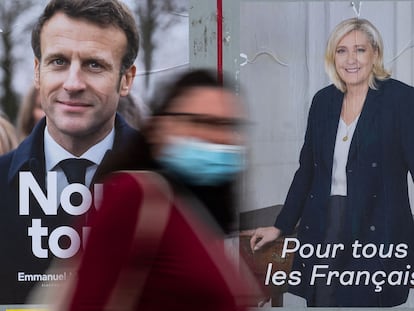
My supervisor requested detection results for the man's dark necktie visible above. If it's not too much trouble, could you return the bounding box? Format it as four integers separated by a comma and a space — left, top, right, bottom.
59, 158, 94, 205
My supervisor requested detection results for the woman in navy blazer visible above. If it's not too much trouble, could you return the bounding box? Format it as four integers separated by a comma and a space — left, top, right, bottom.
250, 18, 414, 307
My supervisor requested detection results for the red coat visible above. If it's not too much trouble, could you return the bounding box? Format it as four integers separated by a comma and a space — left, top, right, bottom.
66, 171, 256, 311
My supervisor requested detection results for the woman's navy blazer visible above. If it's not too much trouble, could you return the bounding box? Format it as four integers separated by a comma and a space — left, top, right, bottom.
275, 79, 414, 306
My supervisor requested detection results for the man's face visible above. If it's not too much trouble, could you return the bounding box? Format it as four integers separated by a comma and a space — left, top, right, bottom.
34, 12, 135, 149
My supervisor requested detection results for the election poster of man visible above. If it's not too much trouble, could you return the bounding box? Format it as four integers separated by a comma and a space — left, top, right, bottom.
0, 0, 188, 309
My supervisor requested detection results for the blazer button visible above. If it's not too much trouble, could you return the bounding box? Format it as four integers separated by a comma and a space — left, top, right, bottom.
314, 162, 318, 167
370, 225, 376, 231
372, 194, 377, 198
310, 194, 314, 199
305, 225, 310, 230
371, 162, 378, 168
347, 169, 353, 173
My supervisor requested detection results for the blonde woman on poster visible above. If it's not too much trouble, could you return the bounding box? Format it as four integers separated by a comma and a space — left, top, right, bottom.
250, 17, 414, 307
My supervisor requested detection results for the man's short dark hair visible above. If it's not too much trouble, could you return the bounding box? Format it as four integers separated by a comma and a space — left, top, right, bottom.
31, 0, 139, 74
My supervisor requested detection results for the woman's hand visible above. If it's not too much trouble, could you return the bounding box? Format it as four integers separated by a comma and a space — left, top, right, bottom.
241, 226, 281, 252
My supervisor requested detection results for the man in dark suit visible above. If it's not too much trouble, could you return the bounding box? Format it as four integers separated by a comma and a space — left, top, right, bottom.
0, 0, 148, 304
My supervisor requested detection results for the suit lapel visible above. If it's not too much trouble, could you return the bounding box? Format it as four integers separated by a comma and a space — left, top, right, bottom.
347, 87, 382, 163
321, 89, 343, 170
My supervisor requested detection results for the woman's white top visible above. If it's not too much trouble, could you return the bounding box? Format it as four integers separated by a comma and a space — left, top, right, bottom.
330, 116, 360, 196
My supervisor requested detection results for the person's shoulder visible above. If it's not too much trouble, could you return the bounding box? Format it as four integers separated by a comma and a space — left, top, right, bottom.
113, 113, 146, 152
375, 79, 414, 107
384, 78, 412, 87
114, 113, 140, 137
99, 172, 146, 213
0, 150, 16, 186
0, 122, 45, 184
104, 171, 169, 198
0, 149, 14, 168
379, 78, 414, 93
313, 83, 340, 100
309, 84, 341, 114
374, 79, 414, 120
100, 171, 171, 217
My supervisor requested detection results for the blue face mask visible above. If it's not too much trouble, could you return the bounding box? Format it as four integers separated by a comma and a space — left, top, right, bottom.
156, 136, 246, 186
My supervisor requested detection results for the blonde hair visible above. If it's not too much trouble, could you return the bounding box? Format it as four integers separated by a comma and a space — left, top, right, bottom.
325, 18, 391, 92
0, 114, 18, 155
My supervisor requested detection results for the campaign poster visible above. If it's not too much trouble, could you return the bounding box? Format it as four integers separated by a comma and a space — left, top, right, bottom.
229, 0, 414, 309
